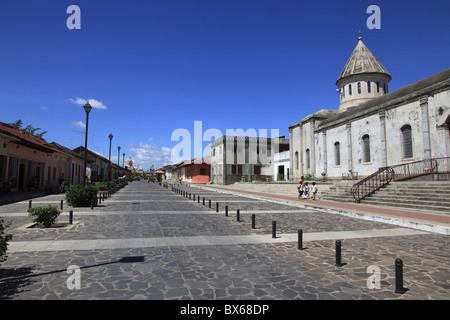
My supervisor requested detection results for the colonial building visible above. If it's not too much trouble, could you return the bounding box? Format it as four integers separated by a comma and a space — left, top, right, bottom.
0, 121, 54, 192
289, 34, 450, 180
210, 135, 289, 185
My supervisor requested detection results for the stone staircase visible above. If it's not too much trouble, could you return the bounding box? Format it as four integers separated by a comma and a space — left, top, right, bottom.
319, 180, 450, 213
319, 181, 355, 203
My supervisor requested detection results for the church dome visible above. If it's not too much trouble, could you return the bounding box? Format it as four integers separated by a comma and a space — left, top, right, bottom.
337, 32, 391, 85
126, 156, 133, 166
336, 32, 391, 111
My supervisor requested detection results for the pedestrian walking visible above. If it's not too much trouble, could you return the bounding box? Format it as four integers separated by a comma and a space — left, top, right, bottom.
311, 182, 318, 200
347, 170, 353, 182
303, 182, 309, 199
297, 176, 305, 199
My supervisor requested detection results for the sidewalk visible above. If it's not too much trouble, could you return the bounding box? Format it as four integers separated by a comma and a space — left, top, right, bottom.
0, 189, 49, 206
197, 184, 450, 235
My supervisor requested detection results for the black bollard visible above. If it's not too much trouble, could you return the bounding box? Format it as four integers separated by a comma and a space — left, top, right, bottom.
395, 259, 408, 294
236, 209, 240, 222
91, 199, 94, 210
298, 229, 304, 250
272, 221, 277, 238
209, 199, 211, 208
193, 194, 195, 201
198, 196, 200, 203
251, 214, 256, 229
60, 199, 64, 210
69, 210, 73, 225
216, 202, 219, 212
335, 240, 345, 267
29, 200, 32, 209
203, 197, 205, 206
225, 205, 228, 217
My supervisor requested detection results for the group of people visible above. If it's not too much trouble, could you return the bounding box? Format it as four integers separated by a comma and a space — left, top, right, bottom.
297, 176, 318, 200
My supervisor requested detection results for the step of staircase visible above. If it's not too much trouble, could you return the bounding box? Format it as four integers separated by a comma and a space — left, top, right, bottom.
319, 180, 450, 214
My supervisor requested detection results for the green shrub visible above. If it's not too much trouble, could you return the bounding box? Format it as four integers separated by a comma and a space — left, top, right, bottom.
27, 206, 61, 228
65, 184, 98, 207
0, 216, 13, 265
95, 182, 109, 191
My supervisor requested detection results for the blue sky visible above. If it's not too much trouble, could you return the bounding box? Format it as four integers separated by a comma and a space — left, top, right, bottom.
1, 0, 449, 170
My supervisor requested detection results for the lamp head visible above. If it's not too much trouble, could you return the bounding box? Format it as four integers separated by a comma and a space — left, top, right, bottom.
83, 101, 93, 114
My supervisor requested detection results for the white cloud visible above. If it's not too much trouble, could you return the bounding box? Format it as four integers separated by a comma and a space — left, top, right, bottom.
67, 97, 108, 110
71, 121, 86, 129
161, 146, 172, 155
40, 106, 48, 110
129, 143, 174, 169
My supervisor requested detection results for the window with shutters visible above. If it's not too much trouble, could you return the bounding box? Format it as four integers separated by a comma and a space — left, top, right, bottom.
401, 125, 413, 158
362, 135, 370, 163
306, 149, 310, 169
334, 142, 340, 166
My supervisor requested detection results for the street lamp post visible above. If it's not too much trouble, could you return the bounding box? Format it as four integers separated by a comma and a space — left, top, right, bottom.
82, 101, 92, 186
108, 133, 113, 181
122, 153, 125, 167
117, 146, 121, 177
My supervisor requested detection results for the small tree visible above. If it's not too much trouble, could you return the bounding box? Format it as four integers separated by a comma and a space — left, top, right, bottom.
65, 184, 98, 207
28, 206, 61, 228
0, 216, 13, 265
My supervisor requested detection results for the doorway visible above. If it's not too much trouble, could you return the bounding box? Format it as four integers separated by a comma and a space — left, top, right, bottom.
278, 165, 284, 181
18, 163, 25, 190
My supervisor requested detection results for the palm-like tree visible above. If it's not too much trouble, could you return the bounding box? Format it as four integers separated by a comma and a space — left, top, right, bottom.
8, 119, 47, 140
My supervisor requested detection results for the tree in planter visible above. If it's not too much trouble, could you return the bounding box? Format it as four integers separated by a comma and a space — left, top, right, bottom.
65, 184, 98, 207
28, 206, 61, 228
0, 216, 13, 265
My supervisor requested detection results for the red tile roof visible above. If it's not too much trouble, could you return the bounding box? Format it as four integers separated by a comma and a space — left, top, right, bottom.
0, 122, 56, 153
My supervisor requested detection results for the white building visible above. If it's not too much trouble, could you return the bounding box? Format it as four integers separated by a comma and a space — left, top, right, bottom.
289, 33, 450, 180
273, 150, 290, 181
210, 135, 289, 184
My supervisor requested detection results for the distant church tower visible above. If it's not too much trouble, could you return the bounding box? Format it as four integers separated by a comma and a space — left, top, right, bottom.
336, 32, 391, 111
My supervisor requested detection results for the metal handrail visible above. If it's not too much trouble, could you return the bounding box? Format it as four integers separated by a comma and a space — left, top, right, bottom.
351, 157, 450, 203
351, 167, 394, 202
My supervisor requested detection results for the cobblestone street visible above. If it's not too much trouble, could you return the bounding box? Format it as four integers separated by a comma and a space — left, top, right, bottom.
0, 181, 449, 302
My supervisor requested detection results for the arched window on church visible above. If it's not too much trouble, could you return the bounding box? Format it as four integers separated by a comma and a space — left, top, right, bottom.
349, 84, 352, 95
357, 82, 361, 94
377, 82, 380, 93
367, 81, 371, 93
334, 142, 340, 166
295, 151, 299, 170
401, 125, 413, 158
362, 135, 370, 163
306, 149, 310, 169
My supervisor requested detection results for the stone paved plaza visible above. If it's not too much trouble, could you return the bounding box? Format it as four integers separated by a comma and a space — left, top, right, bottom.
0, 180, 449, 301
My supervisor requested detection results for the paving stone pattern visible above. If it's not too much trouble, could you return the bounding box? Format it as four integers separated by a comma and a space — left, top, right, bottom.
0, 181, 449, 300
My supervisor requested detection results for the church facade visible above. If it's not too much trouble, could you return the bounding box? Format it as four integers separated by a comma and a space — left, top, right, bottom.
289, 34, 450, 180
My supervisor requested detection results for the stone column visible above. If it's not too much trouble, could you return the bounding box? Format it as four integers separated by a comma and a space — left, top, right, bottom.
379, 110, 387, 167
346, 122, 353, 171
289, 127, 294, 179
420, 96, 431, 159
310, 120, 316, 176
322, 131, 327, 175
299, 124, 303, 176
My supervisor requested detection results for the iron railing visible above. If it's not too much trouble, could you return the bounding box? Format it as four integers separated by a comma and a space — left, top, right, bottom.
351, 157, 450, 202
351, 167, 394, 203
